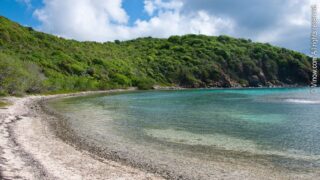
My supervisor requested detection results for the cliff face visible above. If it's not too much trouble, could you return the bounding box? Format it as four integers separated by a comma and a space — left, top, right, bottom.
0, 16, 318, 95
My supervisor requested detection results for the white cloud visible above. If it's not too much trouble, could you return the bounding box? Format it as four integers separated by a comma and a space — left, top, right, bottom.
144, 0, 156, 16
34, 0, 129, 41
33, 0, 234, 42
17, 0, 32, 9
33, 0, 319, 53
253, 0, 320, 53
131, 10, 234, 39
144, 0, 183, 16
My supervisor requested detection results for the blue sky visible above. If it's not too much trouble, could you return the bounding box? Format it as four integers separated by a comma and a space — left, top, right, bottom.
0, 0, 40, 27
0, 0, 150, 27
0, 0, 319, 54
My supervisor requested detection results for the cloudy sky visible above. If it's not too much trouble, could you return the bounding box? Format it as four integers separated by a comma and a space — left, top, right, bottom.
0, 0, 319, 54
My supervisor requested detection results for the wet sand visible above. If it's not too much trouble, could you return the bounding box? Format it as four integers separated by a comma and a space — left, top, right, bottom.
0, 90, 320, 180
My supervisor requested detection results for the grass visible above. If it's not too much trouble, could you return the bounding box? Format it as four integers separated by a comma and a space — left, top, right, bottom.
0, 100, 11, 107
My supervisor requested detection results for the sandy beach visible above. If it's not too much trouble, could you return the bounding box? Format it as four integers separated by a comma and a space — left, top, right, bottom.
1, 90, 320, 180
0, 90, 163, 180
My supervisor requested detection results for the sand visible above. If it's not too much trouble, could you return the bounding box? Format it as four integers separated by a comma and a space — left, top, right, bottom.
1, 90, 320, 180
0, 90, 163, 180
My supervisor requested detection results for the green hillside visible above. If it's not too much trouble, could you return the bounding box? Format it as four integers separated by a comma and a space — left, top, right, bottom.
0, 16, 317, 95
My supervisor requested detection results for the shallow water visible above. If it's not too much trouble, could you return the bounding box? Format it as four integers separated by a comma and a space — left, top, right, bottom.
49, 88, 320, 178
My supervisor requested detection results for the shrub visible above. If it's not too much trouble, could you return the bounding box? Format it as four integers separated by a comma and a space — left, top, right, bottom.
112, 73, 132, 86
133, 77, 155, 90
0, 53, 45, 95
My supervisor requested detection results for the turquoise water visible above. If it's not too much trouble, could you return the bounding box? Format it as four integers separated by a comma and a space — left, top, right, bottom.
49, 88, 320, 177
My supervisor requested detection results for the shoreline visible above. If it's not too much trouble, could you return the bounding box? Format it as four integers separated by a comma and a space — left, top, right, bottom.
0, 89, 163, 180
1, 89, 320, 179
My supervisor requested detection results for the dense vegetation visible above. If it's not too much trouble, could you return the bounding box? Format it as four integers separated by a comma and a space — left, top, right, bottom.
0, 16, 318, 95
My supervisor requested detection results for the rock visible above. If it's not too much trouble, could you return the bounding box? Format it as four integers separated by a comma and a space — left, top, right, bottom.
249, 75, 260, 87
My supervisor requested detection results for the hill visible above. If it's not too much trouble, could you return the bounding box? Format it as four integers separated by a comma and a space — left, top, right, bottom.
0, 16, 318, 95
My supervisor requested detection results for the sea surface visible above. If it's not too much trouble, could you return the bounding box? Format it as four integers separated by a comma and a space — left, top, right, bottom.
49, 88, 320, 178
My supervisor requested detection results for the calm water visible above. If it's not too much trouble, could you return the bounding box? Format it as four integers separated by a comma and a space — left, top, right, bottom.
49, 88, 320, 177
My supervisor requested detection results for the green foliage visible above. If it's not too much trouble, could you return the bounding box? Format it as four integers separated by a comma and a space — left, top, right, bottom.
0, 53, 44, 95
111, 73, 132, 86
0, 100, 10, 107
133, 77, 155, 90
0, 16, 317, 95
